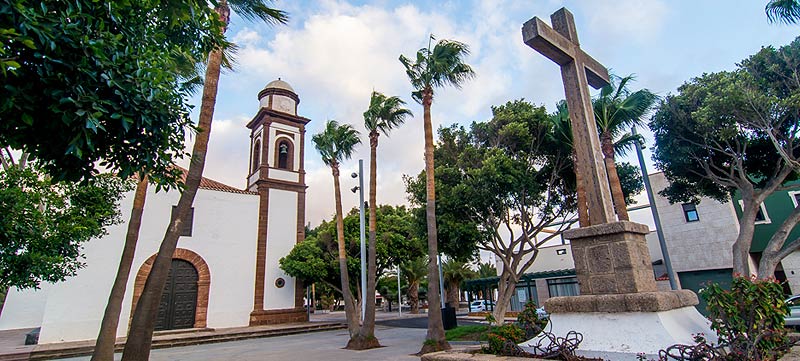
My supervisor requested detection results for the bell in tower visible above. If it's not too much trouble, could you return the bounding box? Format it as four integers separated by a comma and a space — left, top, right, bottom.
244, 78, 311, 325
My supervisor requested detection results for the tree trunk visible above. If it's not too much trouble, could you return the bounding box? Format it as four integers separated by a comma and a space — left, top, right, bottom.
758, 205, 800, 279
92, 176, 148, 361
352, 133, 380, 349
492, 272, 517, 324
120, 5, 229, 360
419, 87, 450, 354
332, 165, 360, 340
733, 200, 760, 277
446, 285, 460, 309
601, 133, 628, 221
408, 281, 420, 314
573, 150, 589, 227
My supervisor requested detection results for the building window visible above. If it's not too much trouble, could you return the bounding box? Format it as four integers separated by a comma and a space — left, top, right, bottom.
252, 140, 261, 173
738, 200, 771, 225
171, 206, 194, 237
274, 138, 293, 170
789, 191, 800, 208
682, 203, 699, 222
547, 277, 579, 297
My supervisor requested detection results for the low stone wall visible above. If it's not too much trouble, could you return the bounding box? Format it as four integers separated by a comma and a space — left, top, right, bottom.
420, 348, 548, 361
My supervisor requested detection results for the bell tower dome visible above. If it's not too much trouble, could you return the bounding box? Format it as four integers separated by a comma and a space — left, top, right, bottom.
245, 78, 310, 325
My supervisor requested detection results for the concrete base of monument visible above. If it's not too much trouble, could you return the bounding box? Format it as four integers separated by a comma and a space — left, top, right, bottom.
522, 292, 716, 360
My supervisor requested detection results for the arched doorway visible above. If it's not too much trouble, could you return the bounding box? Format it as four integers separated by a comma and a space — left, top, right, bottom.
132, 248, 211, 329
155, 259, 198, 330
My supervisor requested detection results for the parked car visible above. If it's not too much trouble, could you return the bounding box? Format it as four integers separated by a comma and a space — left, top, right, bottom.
469, 300, 494, 312
786, 295, 800, 328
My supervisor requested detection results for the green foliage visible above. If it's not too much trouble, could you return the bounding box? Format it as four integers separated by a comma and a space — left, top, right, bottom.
445, 325, 493, 341
312, 120, 361, 168
0, 166, 132, 289
477, 262, 497, 278
0, 0, 226, 186
363, 91, 412, 136
483, 324, 526, 355
650, 37, 800, 205
700, 276, 793, 360
280, 205, 423, 293
516, 301, 548, 339
593, 75, 658, 156
398, 36, 475, 103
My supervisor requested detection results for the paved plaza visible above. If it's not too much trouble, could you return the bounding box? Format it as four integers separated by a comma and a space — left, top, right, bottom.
58, 326, 427, 361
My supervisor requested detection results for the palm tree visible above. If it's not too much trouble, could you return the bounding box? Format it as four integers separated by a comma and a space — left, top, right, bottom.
767, 0, 800, 23
91, 175, 147, 361
441, 259, 475, 308
401, 257, 428, 314
550, 101, 589, 227
399, 35, 474, 354
312, 120, 363, 347
476, 262, 497, 279
121, 2, 287, 360
358, 92, 412, 346
593, 75, 657, 221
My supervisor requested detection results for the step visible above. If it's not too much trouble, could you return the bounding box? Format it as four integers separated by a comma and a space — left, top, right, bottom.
29, 323, 346, 360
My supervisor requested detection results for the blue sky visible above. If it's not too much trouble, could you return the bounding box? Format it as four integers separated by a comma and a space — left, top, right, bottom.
184, 0, 798, 226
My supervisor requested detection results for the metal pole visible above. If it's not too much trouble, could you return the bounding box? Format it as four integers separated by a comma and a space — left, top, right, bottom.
306, 285, 310, 319
358, 159, 367, 321
633, 127, 678, 290
438, 254, 445, 309
397, 265, 402, 316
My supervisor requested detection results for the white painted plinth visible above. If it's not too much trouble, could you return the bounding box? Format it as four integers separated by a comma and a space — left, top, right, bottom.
521, 306, 716, 359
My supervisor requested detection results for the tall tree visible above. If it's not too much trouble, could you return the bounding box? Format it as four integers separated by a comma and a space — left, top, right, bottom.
650, 38, 800, 277
441, 259, 475, 308
399, 36, 474, 354
312, 120, 363, 347
0, 0, 224, 186
121, 2, 287, 360
359, 91, 412, 346
92, 176, 148, 361
593, 75, 657, 221
0, 160, 130, 291
406, 101, 643, 323
401, 256, 428, 314
767, 0, 800, 24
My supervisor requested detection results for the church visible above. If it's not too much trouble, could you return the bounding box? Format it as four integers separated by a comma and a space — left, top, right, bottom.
0, 79, 311, 344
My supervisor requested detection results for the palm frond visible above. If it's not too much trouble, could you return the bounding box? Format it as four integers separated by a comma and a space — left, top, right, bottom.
766, 0, 800, 24
227, 0, 289, 24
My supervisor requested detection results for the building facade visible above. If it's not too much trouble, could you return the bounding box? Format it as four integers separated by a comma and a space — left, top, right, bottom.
0, 79, 309, 343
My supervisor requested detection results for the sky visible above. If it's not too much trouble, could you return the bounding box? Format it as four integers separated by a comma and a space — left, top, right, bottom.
180, 0, 799, 228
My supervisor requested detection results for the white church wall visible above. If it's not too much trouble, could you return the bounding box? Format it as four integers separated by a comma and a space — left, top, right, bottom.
270, 169, 299, 183
264, 189, 297, 310
8, 186, 259, 344
0, 283, 53, 330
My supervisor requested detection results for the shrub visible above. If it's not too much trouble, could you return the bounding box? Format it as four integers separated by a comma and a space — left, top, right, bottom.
659, 276, 794, 360
517, 300, 548, 339
483, 323, 526, 355
699, 276, 792, 360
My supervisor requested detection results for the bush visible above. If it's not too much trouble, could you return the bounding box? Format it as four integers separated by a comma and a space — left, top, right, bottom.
517, 301, 548, 339
483, 323, 526, 355
660, 276, 795, 360
699, 276, 792, 360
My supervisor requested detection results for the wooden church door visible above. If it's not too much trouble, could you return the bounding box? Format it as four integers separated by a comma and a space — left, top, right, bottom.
155, 259, 198, 330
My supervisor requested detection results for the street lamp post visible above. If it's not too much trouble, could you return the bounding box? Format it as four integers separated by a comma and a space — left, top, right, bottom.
351, 160, 367, 321
633, 127, 678, 290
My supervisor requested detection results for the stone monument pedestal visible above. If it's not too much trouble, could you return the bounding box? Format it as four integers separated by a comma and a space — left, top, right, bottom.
522, 222, 716, 359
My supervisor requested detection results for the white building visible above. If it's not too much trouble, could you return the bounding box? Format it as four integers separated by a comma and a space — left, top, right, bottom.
0, 79, 310, 343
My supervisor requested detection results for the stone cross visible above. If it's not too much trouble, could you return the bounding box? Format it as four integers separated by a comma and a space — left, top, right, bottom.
522, 8, 616, 226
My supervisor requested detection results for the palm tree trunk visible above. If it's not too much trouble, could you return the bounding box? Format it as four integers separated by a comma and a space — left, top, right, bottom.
357, 133, 380, 344
121, 5, 229, 360
573, 150, 589, 227
332, 165, 360, 339
601, 133, 628, 221
92, 176, 148, 361
409, 282, 419, 314
419, 87, 450, 354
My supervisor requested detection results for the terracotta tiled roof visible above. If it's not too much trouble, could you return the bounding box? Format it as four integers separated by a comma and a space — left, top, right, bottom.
175, 167, 257, 195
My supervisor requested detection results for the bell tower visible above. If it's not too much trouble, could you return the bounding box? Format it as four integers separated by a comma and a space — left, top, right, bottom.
245, 78, 309, 325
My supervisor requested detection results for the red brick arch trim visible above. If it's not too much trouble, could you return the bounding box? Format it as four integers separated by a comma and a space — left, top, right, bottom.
131, 248, 211, 328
